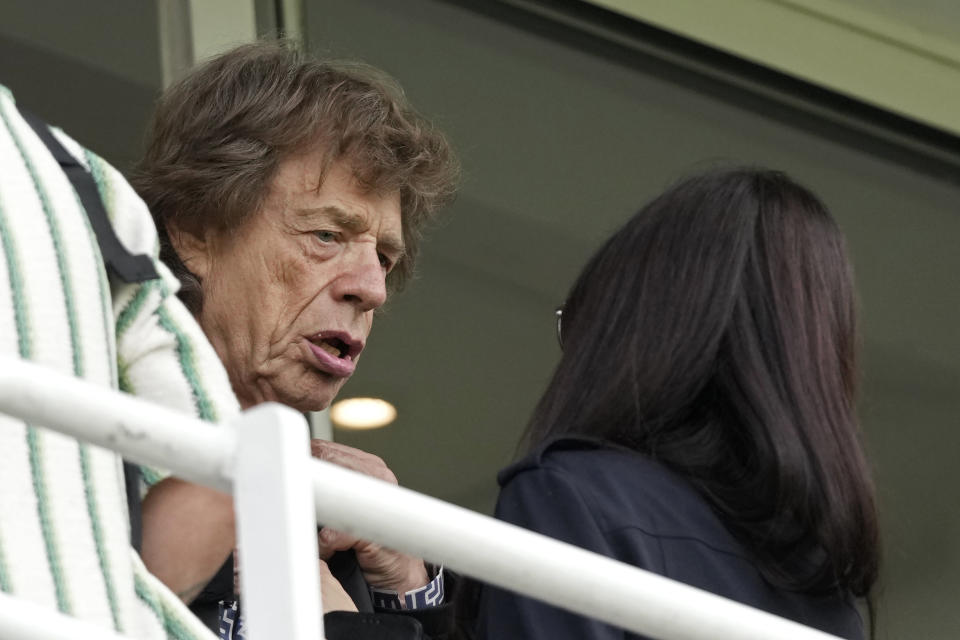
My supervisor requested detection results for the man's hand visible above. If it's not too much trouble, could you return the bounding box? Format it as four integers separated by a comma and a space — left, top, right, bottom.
311, 440, 431, 594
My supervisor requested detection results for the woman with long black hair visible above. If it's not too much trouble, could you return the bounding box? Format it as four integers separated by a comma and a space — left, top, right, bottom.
472, 168, 879, 639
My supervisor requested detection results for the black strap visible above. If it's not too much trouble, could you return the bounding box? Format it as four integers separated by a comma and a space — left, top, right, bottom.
328, 550, 376, 613
21, 109, 159, 552
20, 110, 159, 283
123, 462, 144, 553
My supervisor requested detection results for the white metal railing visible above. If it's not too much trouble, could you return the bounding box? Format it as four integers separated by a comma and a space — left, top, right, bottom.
0, 357, 844, 640
0, 591, 132, 640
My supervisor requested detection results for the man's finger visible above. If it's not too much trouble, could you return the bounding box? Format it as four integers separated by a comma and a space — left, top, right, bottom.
310, 440, 398, 484
317, 527, 359, 557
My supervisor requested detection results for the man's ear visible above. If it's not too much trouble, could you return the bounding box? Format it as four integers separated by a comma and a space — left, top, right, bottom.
165, 219, 212, 281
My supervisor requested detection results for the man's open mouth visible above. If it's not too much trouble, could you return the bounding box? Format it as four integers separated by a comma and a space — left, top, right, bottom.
304, 332, 360, 378
306, 332, 361, 361
310, 336, 350, 359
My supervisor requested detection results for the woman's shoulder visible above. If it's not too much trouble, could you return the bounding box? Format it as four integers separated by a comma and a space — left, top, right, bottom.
494, 438, 864, 638
499, 436, 684, 495
497, 436, 727, 540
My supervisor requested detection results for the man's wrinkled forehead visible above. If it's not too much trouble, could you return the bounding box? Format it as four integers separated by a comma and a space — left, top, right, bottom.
263, 149, 403, 239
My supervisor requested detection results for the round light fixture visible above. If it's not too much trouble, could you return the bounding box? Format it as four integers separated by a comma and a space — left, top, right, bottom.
329, 397, 397, 430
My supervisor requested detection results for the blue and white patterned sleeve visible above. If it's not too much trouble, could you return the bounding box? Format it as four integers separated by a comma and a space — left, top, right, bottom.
370, 565, 445, 610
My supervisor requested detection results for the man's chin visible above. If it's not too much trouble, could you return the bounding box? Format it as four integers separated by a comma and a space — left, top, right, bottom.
293, 396, 335, 413
278, 376, 344, 413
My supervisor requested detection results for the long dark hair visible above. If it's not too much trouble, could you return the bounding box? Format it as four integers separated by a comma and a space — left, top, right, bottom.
523, 168, 879, 600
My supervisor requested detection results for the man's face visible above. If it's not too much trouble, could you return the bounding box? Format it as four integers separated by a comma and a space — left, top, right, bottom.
185, 153, 403, 411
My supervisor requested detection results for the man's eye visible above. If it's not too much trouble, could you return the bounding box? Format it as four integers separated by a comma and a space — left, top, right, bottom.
314, 230, 337, 243
378, 253, 394, 271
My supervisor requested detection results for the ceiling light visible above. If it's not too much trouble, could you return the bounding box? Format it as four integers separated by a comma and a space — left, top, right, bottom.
329, 397, 397, 430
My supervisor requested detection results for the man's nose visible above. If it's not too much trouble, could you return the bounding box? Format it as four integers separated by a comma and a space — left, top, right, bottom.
335, 246, 388, 311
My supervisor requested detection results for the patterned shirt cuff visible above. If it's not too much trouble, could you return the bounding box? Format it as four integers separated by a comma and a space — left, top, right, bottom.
218, 600, 245, 640
369, 566, 445, 610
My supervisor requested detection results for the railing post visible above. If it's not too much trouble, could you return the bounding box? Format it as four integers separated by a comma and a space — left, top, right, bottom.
233, 404, 323, 640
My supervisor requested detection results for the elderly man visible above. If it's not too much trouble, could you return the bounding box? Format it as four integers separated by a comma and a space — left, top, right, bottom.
132, 41, 459, 639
